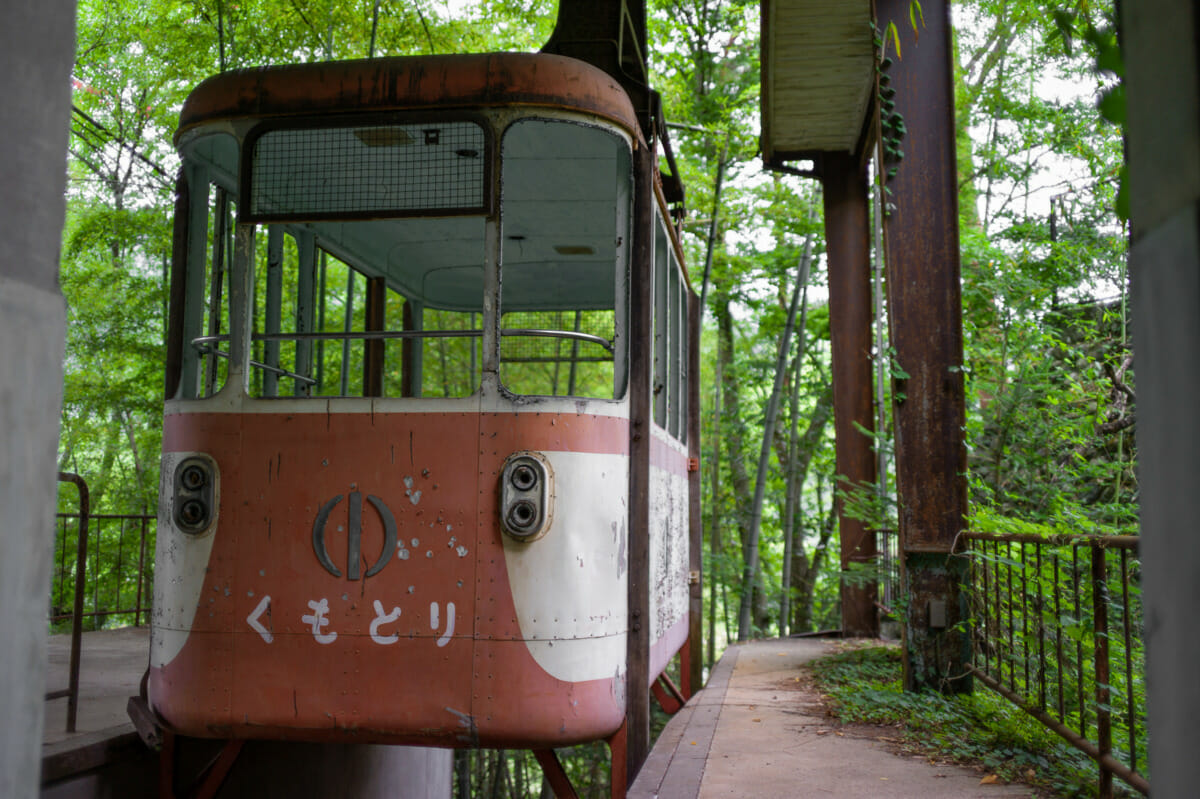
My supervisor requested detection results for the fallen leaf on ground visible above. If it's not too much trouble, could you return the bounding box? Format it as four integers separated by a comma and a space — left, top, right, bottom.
980, 774, 1001, 785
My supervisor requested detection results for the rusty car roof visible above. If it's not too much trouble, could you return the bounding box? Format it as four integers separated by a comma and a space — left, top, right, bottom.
177, 52, 641, 142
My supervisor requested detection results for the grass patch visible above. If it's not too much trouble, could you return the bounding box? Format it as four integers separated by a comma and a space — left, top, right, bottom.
807, 643, 1132, 797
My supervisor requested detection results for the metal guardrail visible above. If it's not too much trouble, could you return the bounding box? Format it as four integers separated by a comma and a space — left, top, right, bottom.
47, 473, 155, 734
962, 530, 1148, 798
875, 528, 901, 615
51, 510, 154, 629
45, 473, 89, 733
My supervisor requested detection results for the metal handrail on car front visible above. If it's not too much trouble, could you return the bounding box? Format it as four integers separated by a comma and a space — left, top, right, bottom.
192, 327, 615, 352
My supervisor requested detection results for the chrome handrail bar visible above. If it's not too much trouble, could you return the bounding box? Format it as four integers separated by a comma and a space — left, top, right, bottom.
191, 328, 613, 353
192, 345, 318, 386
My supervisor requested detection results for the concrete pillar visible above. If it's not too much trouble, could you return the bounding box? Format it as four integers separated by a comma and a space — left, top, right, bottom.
822, 151, 880, 638
41, 740, 453, 798
1123, 1, 1200, 795
0, 1, 75, 796
207, 741, 452, 798
874, 0, 971, 692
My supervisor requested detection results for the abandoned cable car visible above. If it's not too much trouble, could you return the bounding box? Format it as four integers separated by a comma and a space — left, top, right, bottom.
149, 52, 699, 761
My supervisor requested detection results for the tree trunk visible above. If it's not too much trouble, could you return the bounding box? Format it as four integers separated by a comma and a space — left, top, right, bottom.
713, 294, 756, 623
455, 750, 470, 799
737, 239, 813, 641
489, 750, 506, 799
707, 346, 723, 668
795, 499, 837, 632
779, 360, 802, 637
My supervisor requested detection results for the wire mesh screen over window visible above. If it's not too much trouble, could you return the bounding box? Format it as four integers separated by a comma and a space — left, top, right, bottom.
249, 122, 487, 218
500, 310, 616, 398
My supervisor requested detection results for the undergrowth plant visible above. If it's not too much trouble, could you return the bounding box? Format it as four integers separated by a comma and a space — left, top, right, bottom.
808, 644, 1140, 797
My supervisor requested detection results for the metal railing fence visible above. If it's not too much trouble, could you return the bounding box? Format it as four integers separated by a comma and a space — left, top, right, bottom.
46, 473, 155, 734
44, 473, 89, 732
962, 530, 1148, 798
51, 509, 154, 630
875, 528, 901, 614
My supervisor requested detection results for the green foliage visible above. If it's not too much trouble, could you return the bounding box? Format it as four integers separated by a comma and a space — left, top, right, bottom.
955, 0, 1134, 552
963, 298, 1135, 532
453, 745, 613, 798
811, 644, 1106, 796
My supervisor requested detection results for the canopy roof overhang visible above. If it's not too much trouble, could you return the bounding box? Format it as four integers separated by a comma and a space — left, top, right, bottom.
760, 0, 876, 165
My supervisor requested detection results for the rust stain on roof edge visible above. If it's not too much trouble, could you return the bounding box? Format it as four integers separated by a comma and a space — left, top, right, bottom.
177, 52, 640, 143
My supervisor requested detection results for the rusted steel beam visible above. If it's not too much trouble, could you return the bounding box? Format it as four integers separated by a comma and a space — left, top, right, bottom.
52, 472, 88, 734
534, 749, 581, 799
658, 672, 687, 709
1092, 548, 1114, 799
608, 724, 629, 799
822, 150, 879, 639
542, 0, 650, 128
650, 679, 684, 716
962, 530, 1141, 550
686, 289, 703, 696
873, 0, 968, 549
969, 666, 1150, 796
875, 0, 970, 692
192, 740, 245, 799
625, 141, 656, 786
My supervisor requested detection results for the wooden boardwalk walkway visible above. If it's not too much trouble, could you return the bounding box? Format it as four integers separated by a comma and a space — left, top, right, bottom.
631, 639, 1036, 799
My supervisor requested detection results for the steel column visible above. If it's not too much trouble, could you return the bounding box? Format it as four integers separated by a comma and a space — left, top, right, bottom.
542, 0, 650, 134
363, 276, 386, 397
264, 225, 284, 397
181, 165, 209, 399
400, 300, 424, 398
624, 142, 655, 787
685, 289, 703, 696
229, 223, 256, 392
294, 232, 316, 396
875, 0, 970, 692
822, 150, 879, 639
165, 171, 190, 400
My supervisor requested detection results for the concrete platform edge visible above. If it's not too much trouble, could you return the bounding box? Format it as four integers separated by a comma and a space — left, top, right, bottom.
629, 645, 741, 799
41, 723, 143, 785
